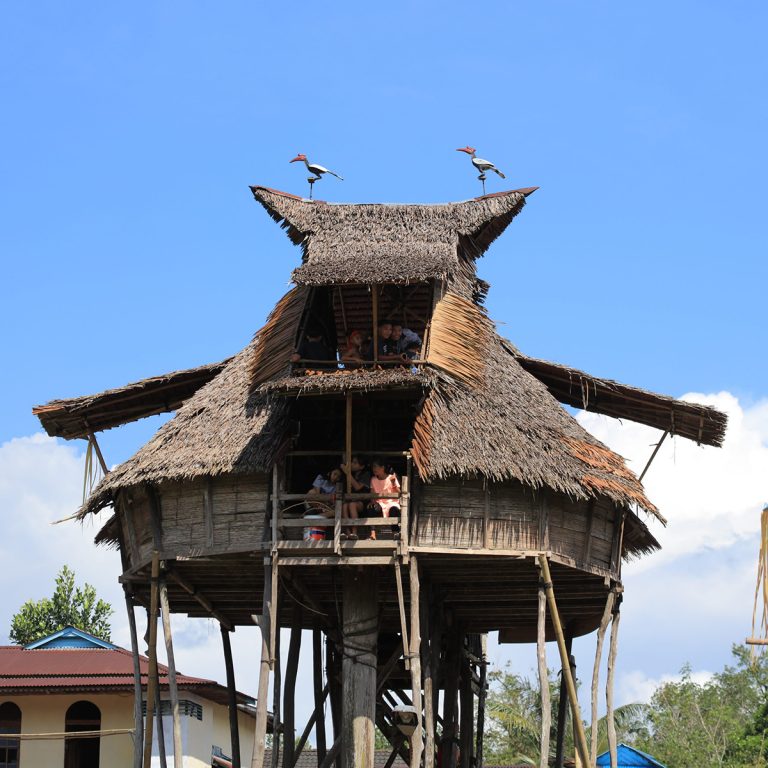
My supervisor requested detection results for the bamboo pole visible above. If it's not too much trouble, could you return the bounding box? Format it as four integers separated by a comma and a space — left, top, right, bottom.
606, 600, 622, 768
154, 680, 167, 768
538, 555, 590, 768
313, 631, 327, 766
221, 625, 241, 768
159, 577, 183, 767
590, 590, 616, 766
143, 552, 160, 768
272, 627, 282, 768
537, 575, 551, 768
124, 587, 144, 768
283, 610, 302, 768
251, 560, 273, 768
409, 556, 423, 768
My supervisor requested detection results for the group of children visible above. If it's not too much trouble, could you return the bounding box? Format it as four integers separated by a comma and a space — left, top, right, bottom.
291, 322, 422, 369
304, 455, 401, 540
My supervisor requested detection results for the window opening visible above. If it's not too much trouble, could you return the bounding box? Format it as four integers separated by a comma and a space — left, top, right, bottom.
0, 702, 21, 768
64, 701, 100, 768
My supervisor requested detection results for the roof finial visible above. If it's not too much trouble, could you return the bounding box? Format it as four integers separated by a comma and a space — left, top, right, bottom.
456, 146, 506, 195
289, 154, 343, 199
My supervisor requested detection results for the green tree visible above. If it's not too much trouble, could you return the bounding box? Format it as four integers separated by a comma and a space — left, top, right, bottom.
10, 565, 113, 644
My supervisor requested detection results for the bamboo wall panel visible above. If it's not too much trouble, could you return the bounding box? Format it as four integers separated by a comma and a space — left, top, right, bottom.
123, 475, 268, 569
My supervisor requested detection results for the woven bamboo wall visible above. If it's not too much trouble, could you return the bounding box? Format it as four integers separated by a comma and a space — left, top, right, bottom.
122, 474, 269, 568
414, 478, 617, 575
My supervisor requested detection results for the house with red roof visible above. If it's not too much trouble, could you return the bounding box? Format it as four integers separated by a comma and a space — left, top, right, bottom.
0, 626, 257, 767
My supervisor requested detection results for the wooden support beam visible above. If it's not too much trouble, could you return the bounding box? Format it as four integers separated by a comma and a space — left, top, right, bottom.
221, 625, 242, 768
409, 556, 424, 768
606, 596, 622, 768
421, 589, 435, 768
536, 575, 551, 768
271, 627, 282, 768
159, 576, 184, 767
294, 683, 329, 768
312, 630, 327, 766
538, 556, 591, 768
154, 672, 167, 768
86, 429, 110, 475
270, 557, 279, 668
393, 560, 410, 671
326, 637, 342, 768
251, 559, 273, 768
342, 569, 379, 768
459, 646, 474, 768
442, 623, 461, 768
475, 634, 488, 768
554, 631, 572, 768
376, 640, 405, 696
283, 609, 302, 768
167, 570, 232, 630
143, 552, 160, 768
590, 589, 616, 766
124, 587, 144, 768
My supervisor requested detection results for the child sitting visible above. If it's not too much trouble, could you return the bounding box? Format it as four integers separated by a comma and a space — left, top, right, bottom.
341, 330, 364, 368
304, 467, 342, 516
367, 458, 401, 540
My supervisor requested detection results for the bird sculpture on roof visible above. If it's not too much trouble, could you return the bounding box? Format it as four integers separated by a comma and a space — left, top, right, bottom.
456, 146, 506, 194
290, 154, 343, 199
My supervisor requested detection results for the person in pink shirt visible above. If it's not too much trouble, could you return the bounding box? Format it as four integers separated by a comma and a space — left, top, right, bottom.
367, 458, 401, 540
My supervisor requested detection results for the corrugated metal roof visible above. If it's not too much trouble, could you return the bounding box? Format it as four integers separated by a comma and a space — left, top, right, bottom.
0, 645, 249, 707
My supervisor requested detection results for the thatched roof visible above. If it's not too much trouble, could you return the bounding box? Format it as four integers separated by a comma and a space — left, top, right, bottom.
511, 348, 726, 447
260, 367, 428, 397
250, 186, 537, 286
81, 338, 288, 515
32, 360, 229, 440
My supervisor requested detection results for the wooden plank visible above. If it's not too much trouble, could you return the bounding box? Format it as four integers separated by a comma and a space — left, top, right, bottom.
475, 634, 488, 768
283, 610, 302, 768
312, 631, 327, 766
221, 625, 241, 768
537, 574, 550, 768
421, 591, 435, 768
124, 587, 143, 768
143, 552, 160, 768
393, 560, 410, 671
278, 556, 397, 567
159, 576, 184, 767
409, 556, 423, 768
251, 559, 273, 768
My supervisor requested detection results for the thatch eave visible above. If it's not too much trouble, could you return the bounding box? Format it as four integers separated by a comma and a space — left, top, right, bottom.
508, 343, 728, 447
32, 360, 231, 440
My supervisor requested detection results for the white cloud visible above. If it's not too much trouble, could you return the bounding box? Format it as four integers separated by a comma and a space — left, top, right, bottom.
577, 392, 768, 567
619, 668, 715, 705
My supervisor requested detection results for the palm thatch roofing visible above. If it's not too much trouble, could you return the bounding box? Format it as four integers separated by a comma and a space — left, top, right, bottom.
250, 186, 537, 286
33, 360, 230, 440
32, 186, 727, 531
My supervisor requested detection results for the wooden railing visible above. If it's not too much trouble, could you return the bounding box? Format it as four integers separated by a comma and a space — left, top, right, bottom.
269, 454, 412, 556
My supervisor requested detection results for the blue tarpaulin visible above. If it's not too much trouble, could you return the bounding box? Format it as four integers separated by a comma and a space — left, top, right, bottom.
596, 744, 667, 768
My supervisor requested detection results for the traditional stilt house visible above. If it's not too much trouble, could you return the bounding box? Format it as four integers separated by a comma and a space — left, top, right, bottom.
34, 185, 727, 768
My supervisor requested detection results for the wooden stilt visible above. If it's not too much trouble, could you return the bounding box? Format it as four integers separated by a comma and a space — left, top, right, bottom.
221, 624, 241, 768
409, 557, 423, 768
159, 576, 183, 767
294, 683, 329, 768
590, 589, 616, 766
554, 631, 572, 768
394, 560, 410, 671
271, 627, 282, 768
124, 587, 144, 768
459, 645, 474, 768
430, 601, 443, 732
327, 637, 342, 768
342, 569, 379, 768
313, 630, 327, 766
154, 677, 167, 768
442, 622, 461, 768
251, 559, 273, 768
537, 573, 551, 768
476, 634, 488, 768
283, 609, 302, 768
538, 556, 591, 768
606, 595, 622, 768
143, 552, 160, 768
421, 588, 435, 768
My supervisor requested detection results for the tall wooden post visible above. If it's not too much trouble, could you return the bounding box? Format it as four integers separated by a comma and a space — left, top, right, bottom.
272, 628, 282, 768
442, 623, 461, 768
143, 552, 160, 768
327, 636, 342, 768
409, 557, 424, 768
159, 576, 184, 767
537, 572, 551, 768
221, 625, 242, 768
421, 587, 435, 768
554, 633, 573, 768
313, 630, 327, 766
342, 569, 379, 768
459, 649, 474, 768
590, 589, 616, 766
606, 594, 623, 768
283, 608, 302, 768
476, 634, 488, 768
124, 587, 144, 768
251, 559, 273, 768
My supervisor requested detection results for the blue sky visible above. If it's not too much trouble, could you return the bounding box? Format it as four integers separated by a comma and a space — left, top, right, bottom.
1, 0, 767, 730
